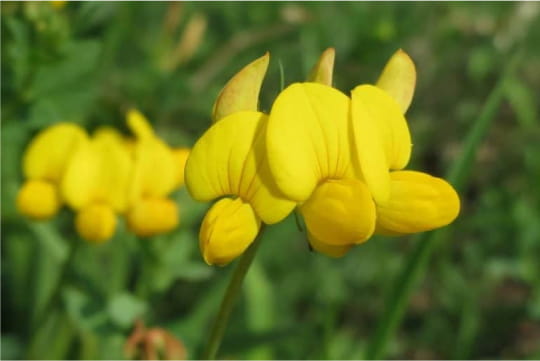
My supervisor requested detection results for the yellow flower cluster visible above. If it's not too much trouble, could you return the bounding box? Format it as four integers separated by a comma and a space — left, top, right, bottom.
185, 49, 460, 265
16, 110, 190, 243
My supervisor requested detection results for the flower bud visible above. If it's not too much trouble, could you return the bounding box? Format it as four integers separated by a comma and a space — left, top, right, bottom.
75, 204, 117, 243
16, 180, 60, 220
127, 197, 179, 237
199, 197, 261, 266
300, 178, 376, 248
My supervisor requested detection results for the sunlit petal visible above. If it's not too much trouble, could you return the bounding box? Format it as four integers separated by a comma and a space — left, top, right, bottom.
307, 47, 335, 86
266, 82, 351, 202
376, 49, 416, 113
376, 171, 460, 235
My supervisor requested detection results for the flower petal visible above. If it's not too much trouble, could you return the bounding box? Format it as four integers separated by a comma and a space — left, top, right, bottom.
24, 123, 88, 182
351, 84, 412, 204
307, 231, 353, 258
185, 111, 295, 224
172, 147, 190, 188
300, 178, 376, 246
266, 82, 351, 202
127, 109, 155, 140
75, 204, 117, 243
307, 47, 335, 86
62, 134, 133, 212
376, 171, 460, 235
212, 52, 269, 122
127, 197, 179, 237
16, 180, 61, 220
199, 197, 261, 266
376, 49, 416, 114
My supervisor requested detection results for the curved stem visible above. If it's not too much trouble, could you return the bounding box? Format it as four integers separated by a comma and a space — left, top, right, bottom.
202, 225, 266, 360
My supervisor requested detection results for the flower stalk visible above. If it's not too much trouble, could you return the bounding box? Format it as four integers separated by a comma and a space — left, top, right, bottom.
202, 226, 265, 360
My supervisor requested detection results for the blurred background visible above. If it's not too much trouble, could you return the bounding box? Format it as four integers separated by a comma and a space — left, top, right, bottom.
2, 2, 540, 359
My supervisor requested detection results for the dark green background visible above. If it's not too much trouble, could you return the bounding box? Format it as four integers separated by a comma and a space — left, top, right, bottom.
2, 2, 540, 359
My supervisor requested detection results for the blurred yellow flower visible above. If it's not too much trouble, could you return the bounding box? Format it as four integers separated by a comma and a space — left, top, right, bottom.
61, 127, 132, 243
125, 109, 188, 237
185, 53, 295, 265
16, 123, 88, 220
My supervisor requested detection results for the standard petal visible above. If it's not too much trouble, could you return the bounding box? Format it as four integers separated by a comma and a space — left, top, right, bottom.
375, 171, 460, 235
307, 47, 335, 86
376, 49, 416, 114
300, 178, 376, 246
351, 84, 412, 204
61, 134, 133, 212
61, 141, 101, 210
212, 52, 270, 122
23, 123, 88, 182
199, 197, 261, 266
185, 111, 295, 224
130, 138, 178, 201
266, 82, 351, 202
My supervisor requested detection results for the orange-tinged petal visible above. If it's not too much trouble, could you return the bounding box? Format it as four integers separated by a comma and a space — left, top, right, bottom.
212, 52, 270, 122
75, 203, 117, 243
127, 197, 179, 237
376, 49, 416, 114
351, 84, 412, 204
307, 47, 335, 86
23, 123, 88, 182
300, 178, 376, 246
266, 83, 351, 202
16, 180, 61, 220
375, 171, 460, 235
199, 197, 261, 266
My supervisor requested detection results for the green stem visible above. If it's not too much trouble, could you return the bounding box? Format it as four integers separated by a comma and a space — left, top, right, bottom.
28, 239, 78, 356
202, 226, 266, 360
364, 49, 524, 360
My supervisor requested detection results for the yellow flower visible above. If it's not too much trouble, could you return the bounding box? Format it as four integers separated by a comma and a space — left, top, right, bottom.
351, 49, 460, 235
125, 109, 187, 237
185, 53, 295, 265
17, 123, 88, 220
61, 127, 132, 243
265, 49, 459, 256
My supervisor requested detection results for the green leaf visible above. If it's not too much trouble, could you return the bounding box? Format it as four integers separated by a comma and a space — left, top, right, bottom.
107, 292, 147, 330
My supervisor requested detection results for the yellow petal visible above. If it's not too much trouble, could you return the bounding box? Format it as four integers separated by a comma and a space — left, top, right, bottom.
307, 231, 353, 258
126, 108, 155, 140
199, 197, 261, 266
75, 204, 117, 243
351, 84, 412, 204
212, 52, 270, 123
376, 49, 416, 113
61, 141, 101, 210
266, 83, 351, 202
16, 180, 61, 220
129, 137, 178, 202
127, 197, 179, 237
185, 111, 295, 224
23, 123, 88, 182
307, 47, 335, 86
61, 134, 133, 212
376, 171, 460, 235
300, 178, 376, 246
172, 147, 190, 188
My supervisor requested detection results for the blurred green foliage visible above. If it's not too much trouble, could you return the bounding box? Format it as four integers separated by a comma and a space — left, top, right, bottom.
2, 2, 540, 359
